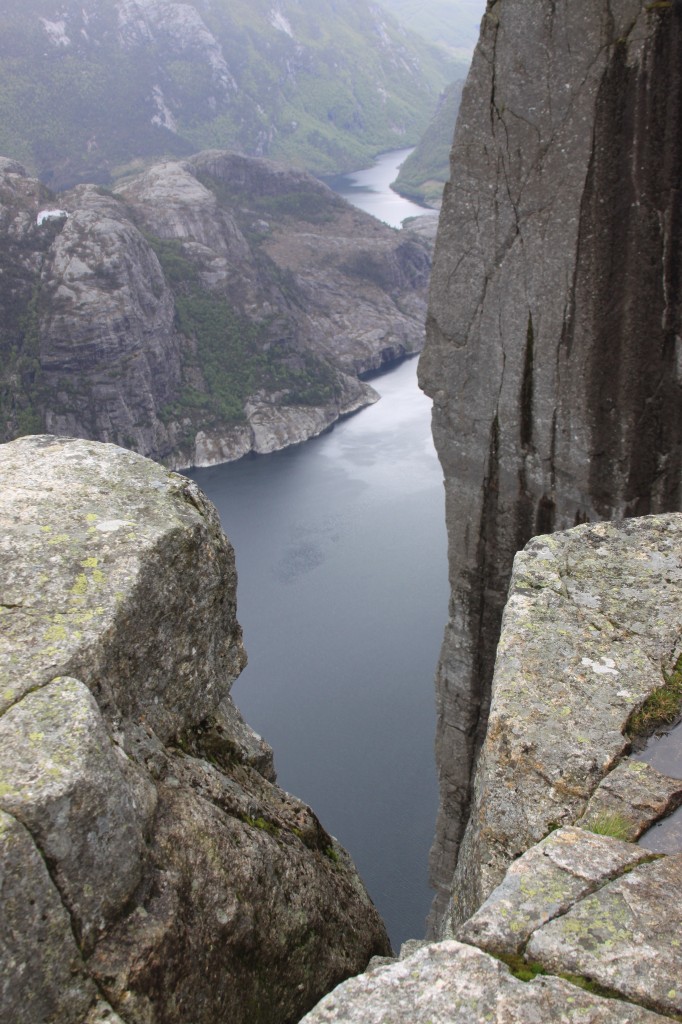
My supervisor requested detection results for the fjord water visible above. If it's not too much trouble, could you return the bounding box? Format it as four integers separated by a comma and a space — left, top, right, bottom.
323, 147, 439, 228
188, 358, 447, 947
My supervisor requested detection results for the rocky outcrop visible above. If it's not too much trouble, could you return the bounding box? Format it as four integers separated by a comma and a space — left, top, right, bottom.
0, 435, 390, 1024
420, 0, 682, 929
0, 151, 431, 468
300, 513, 682, 1024
444, 515, 682, 929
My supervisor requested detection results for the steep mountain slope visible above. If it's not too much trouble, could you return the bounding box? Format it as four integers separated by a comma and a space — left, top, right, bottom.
0, 151, 431, 468
392, 79, 464, 205
0, 0, 453, 189
420, 0, 682, 931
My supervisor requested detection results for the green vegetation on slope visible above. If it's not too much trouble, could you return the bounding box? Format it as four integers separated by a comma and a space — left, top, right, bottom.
0, 0, 454, 189
148, 236, 340, 428
393, 79, 464, 206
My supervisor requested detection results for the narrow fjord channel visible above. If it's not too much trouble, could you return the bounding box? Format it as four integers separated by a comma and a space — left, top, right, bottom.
189, 356, 447, 948
189, 151, 445, 947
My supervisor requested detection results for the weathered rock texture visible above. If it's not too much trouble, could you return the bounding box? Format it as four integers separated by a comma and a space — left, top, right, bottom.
0, 150, 431, 468
419, 0, 682, 929
0, 435, 390, 1024
444, 515, 682, 929
300, 515, 682, 1024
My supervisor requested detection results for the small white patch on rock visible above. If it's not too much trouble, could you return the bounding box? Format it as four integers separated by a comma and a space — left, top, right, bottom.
151, 85, 178, 133
581, 656, 619, 676
37, 209, 69, 226
95, 519, 133, 533
40, 18, 71, 46
270, 9, 294, 37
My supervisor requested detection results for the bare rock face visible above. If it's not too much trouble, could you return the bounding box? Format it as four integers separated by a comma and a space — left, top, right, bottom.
0, 150, 431, 468
420, 0, 682, 930
0, 435, 390, 1024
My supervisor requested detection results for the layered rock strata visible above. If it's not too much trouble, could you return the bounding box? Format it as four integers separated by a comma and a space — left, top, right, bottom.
420, 0, 682, 928
0, 435, 390, 1024
301, 514, 682, 1024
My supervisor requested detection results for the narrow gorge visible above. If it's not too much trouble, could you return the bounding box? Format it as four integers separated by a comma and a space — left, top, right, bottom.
2, 0, 682, 1021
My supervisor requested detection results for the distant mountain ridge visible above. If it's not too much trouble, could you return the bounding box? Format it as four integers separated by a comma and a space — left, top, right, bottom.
0, 0, 453, 189
392, 79, 464, 206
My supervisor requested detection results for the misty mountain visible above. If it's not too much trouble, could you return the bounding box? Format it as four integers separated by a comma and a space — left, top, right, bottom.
378, 0, 484, 62
0, 0, 453, 190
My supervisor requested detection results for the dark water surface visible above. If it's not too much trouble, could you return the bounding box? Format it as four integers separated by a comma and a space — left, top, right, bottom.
638, 720, 682, 854
188, 358, 448, 948
322, 147, 439, 229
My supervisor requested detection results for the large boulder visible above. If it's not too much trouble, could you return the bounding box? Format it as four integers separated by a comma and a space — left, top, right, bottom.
0, 435, 390, 1024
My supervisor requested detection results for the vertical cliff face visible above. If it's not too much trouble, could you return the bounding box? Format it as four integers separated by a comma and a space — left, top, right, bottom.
420, 0, 682, 931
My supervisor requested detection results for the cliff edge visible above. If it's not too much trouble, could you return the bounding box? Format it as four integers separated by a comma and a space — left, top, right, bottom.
301, 514, 682, 1024
419, 0, 682, 927
0, 435, 390, 1024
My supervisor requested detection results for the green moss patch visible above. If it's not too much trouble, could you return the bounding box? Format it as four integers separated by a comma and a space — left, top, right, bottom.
628, 655, 682, 738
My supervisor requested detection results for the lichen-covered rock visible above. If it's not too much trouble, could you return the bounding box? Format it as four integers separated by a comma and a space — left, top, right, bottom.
0, 809, 96, 1024
443, 515, 682, 932
527, 853, 682, 1018
0, 435, 390, 1024
0, 677, 145, 951
299, 939, 675, 1024
456, 827, 653, 956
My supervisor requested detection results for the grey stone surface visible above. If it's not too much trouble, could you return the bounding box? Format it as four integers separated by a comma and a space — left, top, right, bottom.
420, 0, 682, 933
0, 433, 245, 735
0, 677, 145, 951
0, 436, 391, 1024
457, 826, 652, 955
578, 759, 682, 841
0, 809, 96, 1024
527, 853, 682, 1018
300, 939, 675, 1024
444, 516, 682, 932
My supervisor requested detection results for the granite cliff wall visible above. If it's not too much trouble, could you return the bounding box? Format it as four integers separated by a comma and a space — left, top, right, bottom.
419, 0, 682, 928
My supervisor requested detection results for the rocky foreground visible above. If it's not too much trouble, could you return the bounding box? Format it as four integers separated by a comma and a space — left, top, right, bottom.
0, 435, 390, 1024
0, 150, 431, 468
301, 515, 682, 1023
